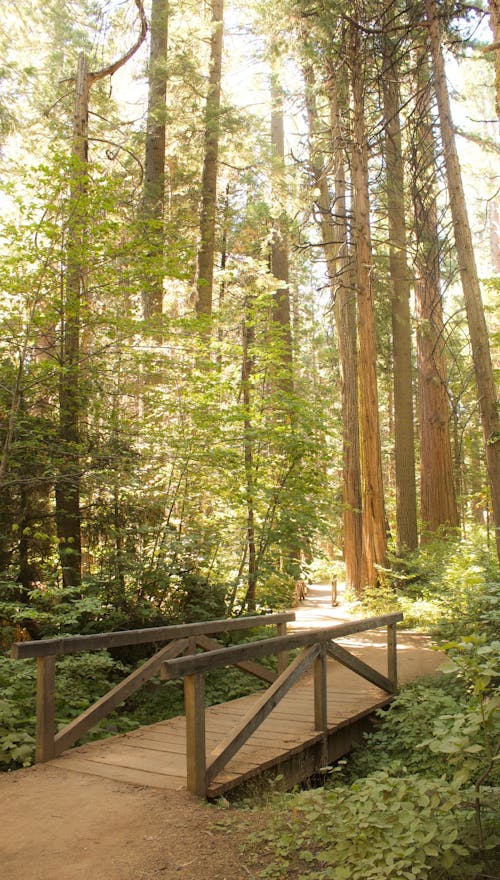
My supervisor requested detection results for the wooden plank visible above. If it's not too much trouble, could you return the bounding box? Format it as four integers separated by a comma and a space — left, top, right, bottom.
195, 634, 277, 684
79, 747, 187, 775
53, 754, 185, 789
162, 613, 404, 679
11, 612, 296, 659
53, 637, 190, 756
206, 644, 320, 785
326, 642, 394, 693
113, 737, 188, 755
184, 673, 207, 797
35, 655, 56, 763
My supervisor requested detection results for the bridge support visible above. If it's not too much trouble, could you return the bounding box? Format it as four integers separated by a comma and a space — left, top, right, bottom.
185, 673, 207, 797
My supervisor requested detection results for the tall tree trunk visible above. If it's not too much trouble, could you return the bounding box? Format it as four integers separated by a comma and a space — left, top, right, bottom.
382, 46, 418, 552
410, 47, 459, 537
486, 0, 500, 122
349, 19, 387, 588
330, 75, 363, 594
142, 0, 169, 320
270, 57, 300, 578
195, 0, 224, 319
426, 0, 500, 561
56, 52, 88, 590
305, 62, 362, 593
56, 5, 147, 589
270, 60, 293, 390
242, 295, 257, 612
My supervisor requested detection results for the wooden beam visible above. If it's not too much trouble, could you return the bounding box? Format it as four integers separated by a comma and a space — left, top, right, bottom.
314, 642, 327, 732
54, 638, 190, 756
11, 612, 296, 659
185, 673, 207, 797
326, 642, 394, 693
314, 642, 328, 767
206, 645, 320, 784
163, 613, 404, 679
35, 656, 56, 763
276, 621, 288, 674
387, 622, 398, 691
195, 634, 277, 684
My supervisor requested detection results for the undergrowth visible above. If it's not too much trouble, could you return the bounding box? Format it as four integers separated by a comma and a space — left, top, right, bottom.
0, 624, 274, 770
247, 529, 500, 880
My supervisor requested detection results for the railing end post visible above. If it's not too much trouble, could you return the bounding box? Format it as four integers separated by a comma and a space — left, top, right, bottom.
387, 622, 398, 693
277, 621, 288, 675
185, 672, 207, 797
35, 655, 56, 763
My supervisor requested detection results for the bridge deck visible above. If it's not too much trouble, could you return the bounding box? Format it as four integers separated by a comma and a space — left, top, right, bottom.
52, 652, 391, 797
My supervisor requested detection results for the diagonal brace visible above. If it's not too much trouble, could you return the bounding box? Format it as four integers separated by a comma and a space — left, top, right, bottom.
326, 641, 395, 693
206, 643, 321, 784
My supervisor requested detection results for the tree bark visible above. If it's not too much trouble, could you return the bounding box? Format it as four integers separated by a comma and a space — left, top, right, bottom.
56, 52, 88, 590
142, 0, 169, 320
270, 59, 299, 577
305, 62, 362, 593
195, 0, 224, 320
487, 0, 500, 122
270, 61, 293, 390
242, 295, 257, 612
410, 46, 459, 537
349, 19, 387, 587
426, 0, 500, 560
55, 5, 147, 589
382, 46, 418, 552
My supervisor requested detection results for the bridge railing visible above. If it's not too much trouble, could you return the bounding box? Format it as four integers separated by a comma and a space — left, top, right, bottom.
161, 612, 404, 797
10, 612, 295, 763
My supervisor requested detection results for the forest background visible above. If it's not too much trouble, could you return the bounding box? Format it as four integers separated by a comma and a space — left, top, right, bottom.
0, 2, 499, 868
0, 1, 499, 876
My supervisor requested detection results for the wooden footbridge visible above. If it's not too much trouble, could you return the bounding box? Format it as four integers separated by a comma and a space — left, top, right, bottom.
11, 610, 403, 799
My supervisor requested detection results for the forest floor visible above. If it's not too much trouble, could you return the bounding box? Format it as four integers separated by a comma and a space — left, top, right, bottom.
0, 585, 444, 880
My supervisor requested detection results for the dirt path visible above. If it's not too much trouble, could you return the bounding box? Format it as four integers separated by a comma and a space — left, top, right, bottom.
0, 586, 443, 880
1, 765, 250, 880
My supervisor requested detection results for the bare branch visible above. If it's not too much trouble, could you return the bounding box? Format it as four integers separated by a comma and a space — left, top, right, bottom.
89, 0, 147, 84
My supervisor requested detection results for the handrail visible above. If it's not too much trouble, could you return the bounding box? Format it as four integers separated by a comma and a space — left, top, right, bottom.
161, 612, 403, 797
10, 612, 296, 659
161, 612, 403, 678
10, 612, 295, 763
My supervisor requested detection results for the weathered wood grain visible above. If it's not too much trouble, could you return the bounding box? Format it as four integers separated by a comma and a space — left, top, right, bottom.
35, 655, 56, 763
185, 673, 207, 796
387, 622, 398, 690
162, 613, 403, 679
54, 638, 190, 756
195, 634, 277, 684
206, 645, 320, 784
326, 642, 394, 693
11, 612, 296, 659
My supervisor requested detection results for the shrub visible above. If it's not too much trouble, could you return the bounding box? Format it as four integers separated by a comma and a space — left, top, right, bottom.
255, 773, 471, 880
339, 674, 468, 782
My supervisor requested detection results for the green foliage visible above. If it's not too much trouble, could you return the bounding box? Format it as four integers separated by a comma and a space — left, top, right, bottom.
0, 650, 126, 770
254, 774, 471, 880
257, 573, 296, 611
340, 675, 469, 782
363, 530, 500, 642
0, 655, 36, 768
422, 638, 500, 791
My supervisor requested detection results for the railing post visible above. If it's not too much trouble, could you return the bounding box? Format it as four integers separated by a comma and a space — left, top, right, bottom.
314, 641, 328, 765
277, 621, 288, 675
35, 655, 56, 763
387, 623, 397, 692
184, 672, 207, 797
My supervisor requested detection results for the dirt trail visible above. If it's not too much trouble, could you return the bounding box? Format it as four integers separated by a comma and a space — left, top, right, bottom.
0, 586, 443, 880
